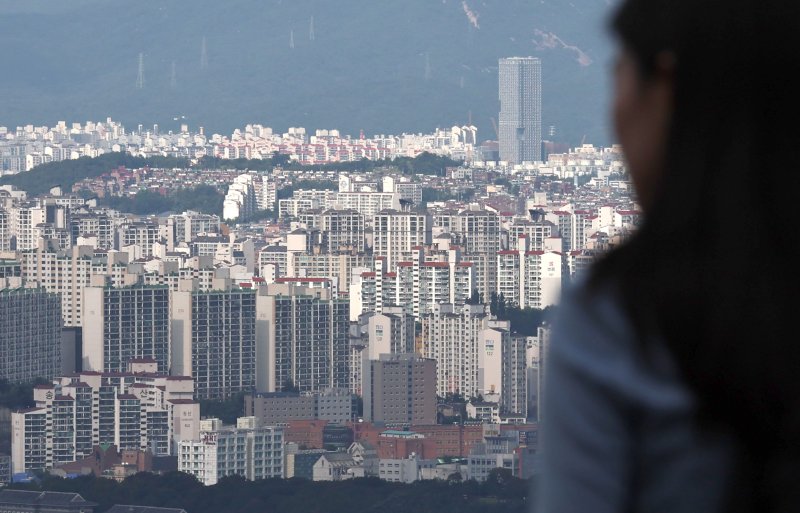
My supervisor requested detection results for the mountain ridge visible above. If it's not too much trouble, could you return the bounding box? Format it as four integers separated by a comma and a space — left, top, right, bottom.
0, 0, 616, 145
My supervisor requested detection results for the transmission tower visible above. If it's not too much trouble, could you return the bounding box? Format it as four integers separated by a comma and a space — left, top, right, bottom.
170, 61, 177, 90
309, 16, 315, 41
200, 36, 208, 70
424, 53, 431, 81
136, 53, 145, 89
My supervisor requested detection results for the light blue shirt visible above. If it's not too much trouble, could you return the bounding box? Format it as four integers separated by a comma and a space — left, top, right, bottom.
536, 282, 734, 513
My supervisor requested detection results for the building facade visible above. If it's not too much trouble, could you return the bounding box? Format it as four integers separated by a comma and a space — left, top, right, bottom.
0, 287, 62, 383
82, 286, 170, 373
499, 56, 542, 164
363, 354, 437, 425
178, 417, 284, 485
11, 362, 198, 474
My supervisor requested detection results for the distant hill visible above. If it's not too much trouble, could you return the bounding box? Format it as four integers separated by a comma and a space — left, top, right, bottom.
0, 0, 616, 146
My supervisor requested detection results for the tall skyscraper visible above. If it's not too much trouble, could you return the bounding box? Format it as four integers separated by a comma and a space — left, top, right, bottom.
499, 57, 542, 164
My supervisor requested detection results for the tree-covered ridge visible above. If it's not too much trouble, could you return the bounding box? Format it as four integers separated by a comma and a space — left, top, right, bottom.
0, 153, 189, 197
11, 470, 531, 513
97, 185, 224, 216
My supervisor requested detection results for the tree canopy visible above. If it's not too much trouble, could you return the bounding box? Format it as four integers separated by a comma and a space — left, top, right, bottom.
97, 185, 224, 216
0, 153, 189, 197
10, 471, 531, 513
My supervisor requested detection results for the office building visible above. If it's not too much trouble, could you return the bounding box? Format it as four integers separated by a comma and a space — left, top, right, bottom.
363, 354, 437, 425
244, 388, 355, 425
499, 57, 542, 164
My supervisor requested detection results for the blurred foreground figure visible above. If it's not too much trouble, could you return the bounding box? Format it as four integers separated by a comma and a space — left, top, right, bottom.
538, 0, 800, 512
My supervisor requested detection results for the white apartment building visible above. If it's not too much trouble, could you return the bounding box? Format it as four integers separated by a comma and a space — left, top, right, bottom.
372, 210, 431, 276
289, 252, 373, 293
496, 244, 563, 309
351, 249, 474, 319
433, 209, 501, 255
335, 192, 400, 219
20, 245, 138, 326
422, 304, 508, 399
12, 361, 198, 474
178, 417, 284, 485
223, 174, 257, 221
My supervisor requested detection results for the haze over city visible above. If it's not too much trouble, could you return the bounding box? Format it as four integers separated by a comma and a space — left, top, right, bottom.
0, 1, 634, 512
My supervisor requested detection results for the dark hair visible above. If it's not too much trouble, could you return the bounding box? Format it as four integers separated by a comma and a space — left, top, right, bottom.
594, 0, 800, 511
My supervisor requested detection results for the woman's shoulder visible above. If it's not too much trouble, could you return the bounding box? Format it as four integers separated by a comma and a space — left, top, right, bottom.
549, 277, 692, 410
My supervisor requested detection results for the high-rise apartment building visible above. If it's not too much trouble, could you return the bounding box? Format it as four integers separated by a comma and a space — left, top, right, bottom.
172, 287, 257, 399
82, 286, 170, 373
421, 304, 507, 400
503, 336, 528, 417
258, 285, 350, 394
0, 287, 62, 383
499, 57, 542, 164
11, 361, 198, 474
372, 210, 431, 270
363, 354, 437, 425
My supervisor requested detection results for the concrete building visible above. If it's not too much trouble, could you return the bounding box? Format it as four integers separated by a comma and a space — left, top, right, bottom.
499, 57, 542, 164
422, 304, 508, 400
496, 246, 563, 309
0, 454, 9, 486
0, 287, 62, 383
118, 220, 159, 259
258, 285, 350, 393
11, 362, 198, 474
312, 452, 360, 481
363, 354, 437, 425
178, 417, 284, 486
503, 335, 528, 417
433, 209, 501, 256
372, 210, 431, 270
244, 388, 355, 425
223, 174, 257, 221
378, 454, 436, 483
19, 245, 136, 327
171, 286, 257, 399
82, 285, 170, 374
168, 211, 221, 245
